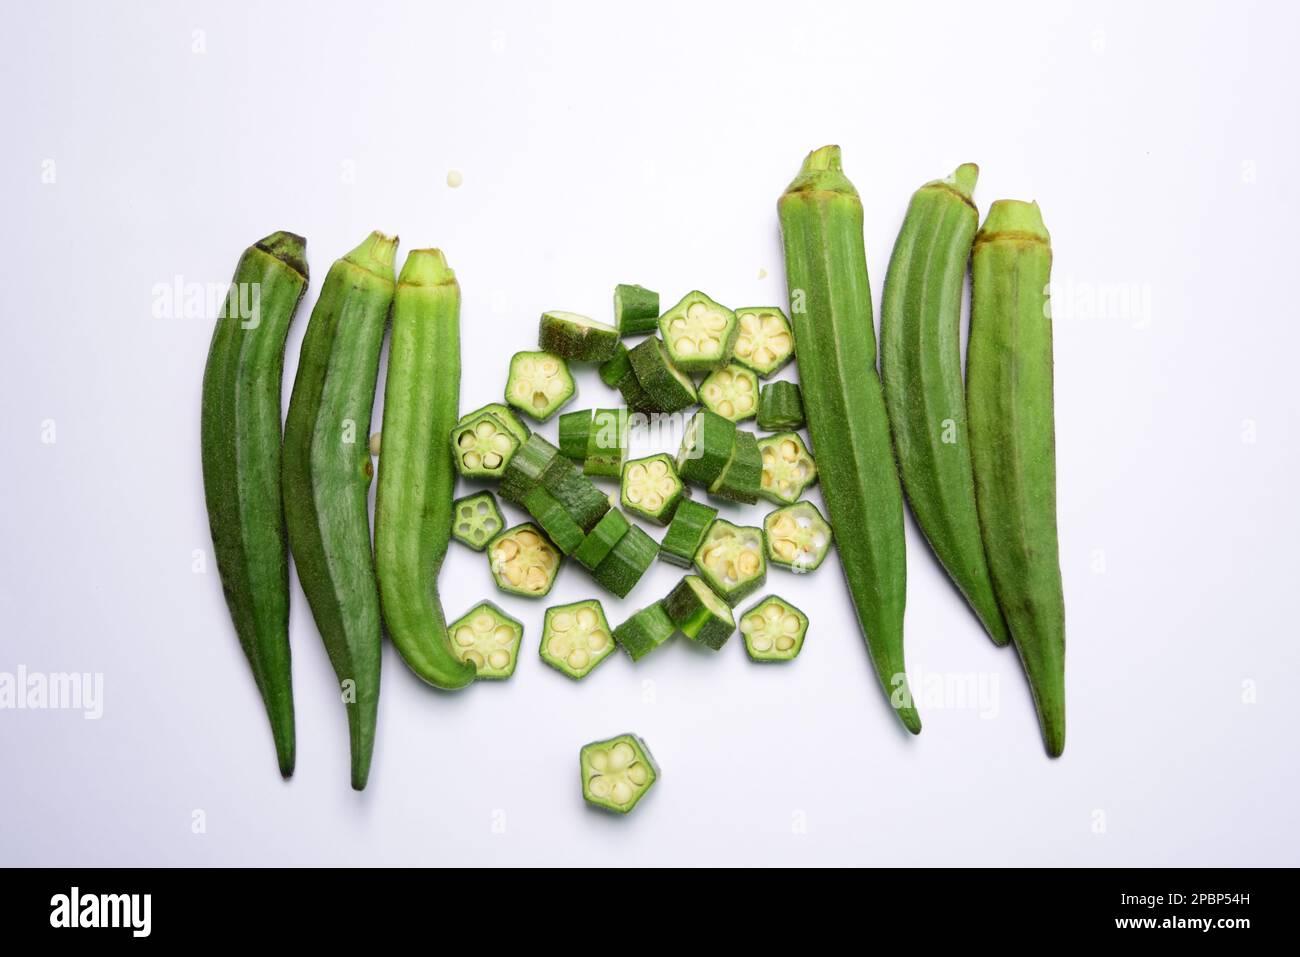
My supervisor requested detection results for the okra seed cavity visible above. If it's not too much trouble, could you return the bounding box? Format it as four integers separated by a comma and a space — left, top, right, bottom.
505, 350, 576, 421
734, 309, 794, 376
541, 600, 615, 678
580, 734, 658, 813
699, 364, 758, 421
452, 413, 520, 478
757, 432, 817, 505
447, 602, 524, 679
488, 524, 562, 597
763, 501, 833, 573
739, 595, 808, 661
694, 520, 766, 605
451, 492, 505, 551
625, 460, 675, 511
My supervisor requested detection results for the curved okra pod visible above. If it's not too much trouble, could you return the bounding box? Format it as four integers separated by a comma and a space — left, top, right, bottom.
374, 249, 477, 690
777, 146, 919, 734
283, 231, 395, 789
201, 231, 309, 778
881, 164, 1010, 647
967, 200, 1066, 757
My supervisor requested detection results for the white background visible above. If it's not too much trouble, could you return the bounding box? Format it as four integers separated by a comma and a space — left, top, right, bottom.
2, 0, 1297, 866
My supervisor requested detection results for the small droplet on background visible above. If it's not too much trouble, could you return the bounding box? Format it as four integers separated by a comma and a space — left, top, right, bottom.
447, 169, 464, 188
369, 432, 382, 456
757, 268, 768, 280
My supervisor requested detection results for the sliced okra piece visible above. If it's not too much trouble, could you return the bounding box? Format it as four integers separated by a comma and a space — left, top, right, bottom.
573, 508, 631, 571
709, 430, 762, 505
538, 310, 621, 362
505, 350, 576, 422
658, 290, 738, 372
458, 402, 530, 444
698, 363, 759, 422
499, 433, 564, 507
614, 283, 660, 336
663, 575, 735, 650
448, 601, 524, 678
658, 498, 717, 567
620, 453, 685, 525
541, 459, 612, 532
732, 307, 795, 377
599, 343, 632, 388
580, 733, 659, 813
541, 599, 616, 679
451, 491, 505, 551
613, 603, 675, 661
757, 431, 817, 505
558, 409, 593, 461
676, 409, 737, 488
487, 523, 562, 598
585, 408, 628, 478
450, 410, 520, 479
764, 500, 833, 573
616, 365, 657, 414
628, 337, 697, 413
739, 595, 808, 662
756, 381, 805, 431
693, 519, 766, 606
523, 487, 586, 555
593, 524, 658, 598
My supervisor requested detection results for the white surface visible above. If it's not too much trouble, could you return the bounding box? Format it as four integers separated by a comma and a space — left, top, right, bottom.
1, 0, 1297, 866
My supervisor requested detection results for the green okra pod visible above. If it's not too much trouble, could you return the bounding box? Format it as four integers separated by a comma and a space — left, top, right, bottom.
968, 200, 1066, 757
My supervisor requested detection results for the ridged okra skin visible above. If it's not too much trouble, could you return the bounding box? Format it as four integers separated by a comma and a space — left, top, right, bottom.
881, 165, 1010, 648
374, 250, 476, 691
283, 231, 395, 790
968, 200, 1066, 757
201, 231, 308, 778
777, 146, 919, 734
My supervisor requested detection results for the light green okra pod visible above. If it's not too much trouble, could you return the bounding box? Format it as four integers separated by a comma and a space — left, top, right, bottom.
777, 146, 919, 734
967, 200, 1066, 757
375, 249, 477, 691
881, 164, 1010, 648
283, 231, 395, 790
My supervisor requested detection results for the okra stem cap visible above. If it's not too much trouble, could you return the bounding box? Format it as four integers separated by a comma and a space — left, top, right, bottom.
253, 230, 308, 278
344, 230, 400, 279
398, 248, 456, 286
977, 200, 1050, 243
782, 145, 858, 198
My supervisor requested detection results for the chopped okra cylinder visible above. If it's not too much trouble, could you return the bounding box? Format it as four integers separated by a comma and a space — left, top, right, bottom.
573, 508, 631, 571
541, 599, 616, 679
505, 350, 576, 422
756, 380, 805, 431
658, 498, 717, 567
451, 491, 505, 551
558, 409, 593, 461
613, 603, 675, 661
457, 402, 531, 445
499, 433, 564, 507
541, 459, 611, 532
598, 343, 632, 388
763, 501, 833, 573
523, 487, 586, 555
448, 601, 524, 678
487, 523, 562, 598
693, 519, 766, 606
628, 337, 697, 413
450, 410, 520, 478
698, 363, 759, 422
538, 311, 621, 362
613, 283, 660, 337
580, 733, 658, 813
757, 431, 818, 505
732, 307, 795, 377
658, 290, 738, 372
592, 524, 658, 598
708, 430, 762, 505
739, 595, 808, 662
662, 575, 734, 650
585, 408, 628, 477
620, 453, 684, 525
676, 409, 737, 488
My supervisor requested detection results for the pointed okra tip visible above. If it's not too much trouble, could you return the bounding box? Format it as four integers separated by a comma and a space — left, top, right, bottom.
977, 199, 1050, 244
782, 144, 859, 198
254, 230, 308, 279
344, 230, 399, 280
398, 248, 456, 286
950, 162, 979, 198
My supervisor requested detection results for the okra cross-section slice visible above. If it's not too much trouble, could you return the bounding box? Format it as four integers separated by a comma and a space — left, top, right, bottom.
541, 599, 615, 679
757, 432, 817, 505
620, 453, 685, 525
676, 409, 737, 488
573, 508, 631, 571
538, 310, 621, 362
732, 307, 795, 377
663, 575, 735, 650
487, 523, 562, 597
448, 601, 524, 678
658, 290, 738, 372
458, 402, 531, 445
756, 381, 805, 431
628, 337, 697, 413
451, 410, 521, 478
764, 501, 833, 573
505, 350, 576, 422
739, 595, 808, 662
580, 733, 658, 813
451, 491, 505, 551
693, 519, 766, 606
613, 603, 675, 661
698, 363, 759, 422
658, 498, 717, 567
